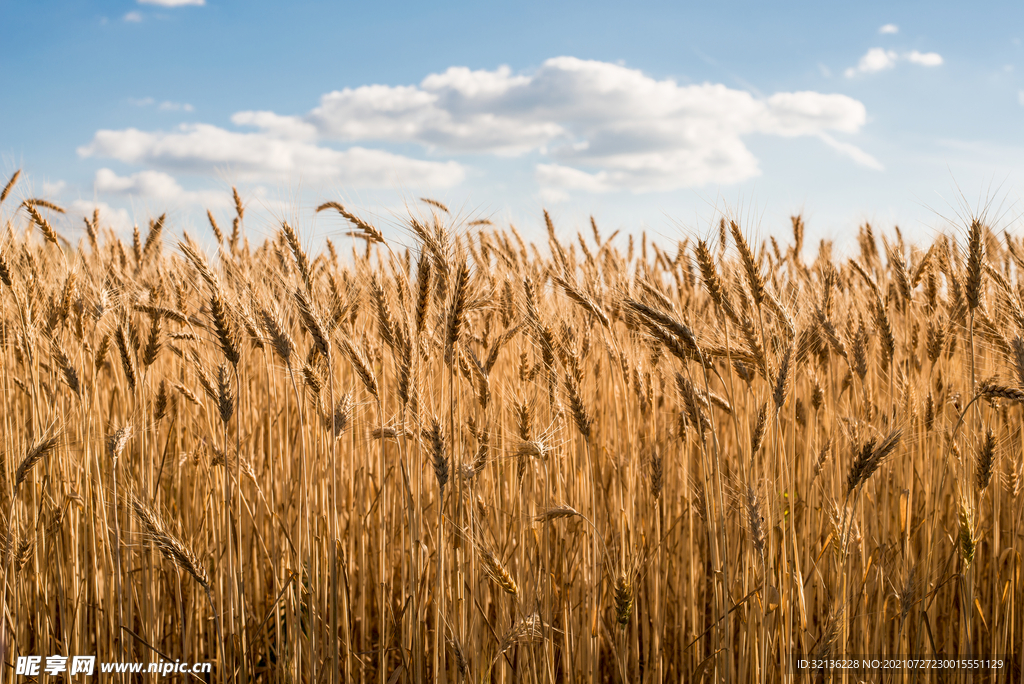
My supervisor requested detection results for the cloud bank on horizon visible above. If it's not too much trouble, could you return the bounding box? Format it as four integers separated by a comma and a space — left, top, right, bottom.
78, 57, 878, 207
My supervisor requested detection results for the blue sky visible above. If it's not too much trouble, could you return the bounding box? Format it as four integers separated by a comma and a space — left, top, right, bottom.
3, 0, 1024, 251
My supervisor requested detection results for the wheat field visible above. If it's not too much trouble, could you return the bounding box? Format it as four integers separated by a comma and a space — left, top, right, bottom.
0, 169, 1021, 682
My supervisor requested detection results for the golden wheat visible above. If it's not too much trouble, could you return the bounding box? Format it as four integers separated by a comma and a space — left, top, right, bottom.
0, 174, 1020, 683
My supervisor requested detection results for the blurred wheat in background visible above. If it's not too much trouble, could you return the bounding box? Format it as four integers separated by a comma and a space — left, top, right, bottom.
0, 168, 1021, 682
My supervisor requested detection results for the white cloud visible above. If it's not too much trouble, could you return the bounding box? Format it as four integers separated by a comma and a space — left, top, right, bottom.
138, 0, 204, 6
845, 48, 899, 77
93, 168, 228, 207
906, 51, 943, 67
123, 11, 143, 22
42, 180, 66, 195
536, 164, 616, 193
845, 48, 944, 77
79, 126, 465, 188
304, 67, 562, 155
69, 200, 134, 233
879, 24, 899, 34
761, 91, 866, 136
232, 111, 318, 140
306, 57, 872, 191
82, 57, 875, 196
1018, 90, 1024, 106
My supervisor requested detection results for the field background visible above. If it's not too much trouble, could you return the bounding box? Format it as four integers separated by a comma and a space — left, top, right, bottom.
0, 171, 1021, 682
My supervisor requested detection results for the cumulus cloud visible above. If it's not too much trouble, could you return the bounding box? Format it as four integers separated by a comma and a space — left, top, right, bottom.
231, 111, 318, 140
879, 24, 899, 34
304, 57, 873, 191
845, 48, 944, 77
93, 168, 230, 207
536, 164, 616, 193
845, 48, 899, 77
304, 66, 561, 155
79, 126, 465, 188
906, 51, 943, 67
138, 0, 204, 6
69, 200, 134, 233
82, 56, 875, 196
